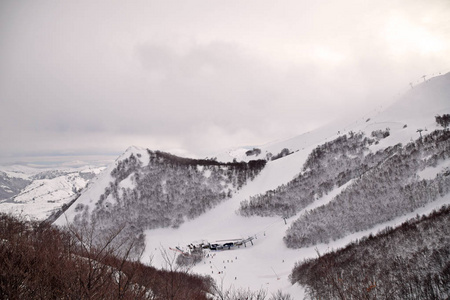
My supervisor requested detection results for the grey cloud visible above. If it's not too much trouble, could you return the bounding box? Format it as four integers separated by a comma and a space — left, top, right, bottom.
1, 0, 450, 164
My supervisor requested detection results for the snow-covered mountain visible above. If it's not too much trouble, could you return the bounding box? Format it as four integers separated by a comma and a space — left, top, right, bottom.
0, 165, 105, 221
0, 171, 30, 201
54, 73, 450, 298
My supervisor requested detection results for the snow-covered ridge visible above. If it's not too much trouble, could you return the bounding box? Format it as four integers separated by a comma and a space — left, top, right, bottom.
55, 148, 266, 233
54, 147, 150, 226
0, 165, 105, 221
216, 72, 450, 165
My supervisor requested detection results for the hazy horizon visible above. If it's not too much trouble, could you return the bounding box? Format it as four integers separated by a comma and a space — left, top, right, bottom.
2, 0, 450, 165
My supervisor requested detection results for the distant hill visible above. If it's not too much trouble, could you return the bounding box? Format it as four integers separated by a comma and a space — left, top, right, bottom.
0, 171, 30, 200
0, 166, 104, 220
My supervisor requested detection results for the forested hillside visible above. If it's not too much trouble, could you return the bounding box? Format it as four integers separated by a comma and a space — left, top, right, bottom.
290, 205, 450, 300
238, 127, 450, 248
285, 129, 450, 248
238, 131, 381, 217
68, 149, 266, 252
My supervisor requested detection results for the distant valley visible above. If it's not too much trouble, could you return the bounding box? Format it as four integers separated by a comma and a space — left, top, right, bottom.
0, 165, 105, 221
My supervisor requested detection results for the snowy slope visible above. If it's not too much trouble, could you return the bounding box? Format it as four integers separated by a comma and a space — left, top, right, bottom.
143, 174, 450, 298
54, 146, 149, 226
220, 72, 450, 165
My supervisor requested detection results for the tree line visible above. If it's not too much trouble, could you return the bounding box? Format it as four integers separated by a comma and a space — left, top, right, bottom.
290, 204, 450, 299
0, 213, 212, 299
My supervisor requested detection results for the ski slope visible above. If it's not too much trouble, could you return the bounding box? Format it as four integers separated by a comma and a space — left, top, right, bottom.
141, 73, 450, 297
142, 152, 450, 297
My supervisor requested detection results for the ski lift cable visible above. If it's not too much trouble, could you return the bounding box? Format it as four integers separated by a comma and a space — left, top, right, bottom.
271, 266, 280, 280
251, 216, 289, 239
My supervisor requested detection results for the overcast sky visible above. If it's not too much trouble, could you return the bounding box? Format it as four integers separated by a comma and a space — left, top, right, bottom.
1, 0, 450, 165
